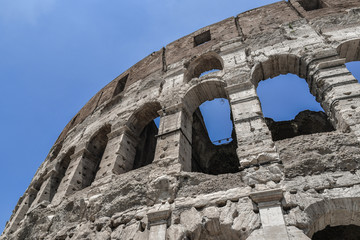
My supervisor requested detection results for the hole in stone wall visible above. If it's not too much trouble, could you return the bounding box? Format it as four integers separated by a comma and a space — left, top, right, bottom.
113, 74, 128, 97
133, 117, 159, 170
312, 225, 360, 240
83, 125, 111, 188
298, 0, 325, 11
191, 98, 239, 175
257, 74, 334, 141
194, 30, 211, 47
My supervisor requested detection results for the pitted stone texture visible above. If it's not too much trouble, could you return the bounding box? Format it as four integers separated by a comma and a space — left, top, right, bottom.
3, 0, 360, 239
276, 131, 360, 178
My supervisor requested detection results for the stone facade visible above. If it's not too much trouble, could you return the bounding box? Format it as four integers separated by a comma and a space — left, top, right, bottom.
2, 0, 360, 239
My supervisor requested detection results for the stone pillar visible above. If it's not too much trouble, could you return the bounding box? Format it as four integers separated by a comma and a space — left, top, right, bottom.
147, 204, 171, 240
51, 148, 98, 204
226, 83, 279, 167
29, 176, 53, 209
95, 126, 139, 178
154, 103, 192, 172
309, 57, 360, 139
250, 189, 289, 240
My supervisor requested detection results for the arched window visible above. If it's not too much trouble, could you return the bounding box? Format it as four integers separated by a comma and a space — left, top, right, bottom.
184, 52, 223, 83
50, 147, 75, 201
128, 102, 162, 170
257, 74, 333, 140
253, 55, 334, 141
83, 125, 111, 188
133, 117, 159, 169
184, 80, 239, 175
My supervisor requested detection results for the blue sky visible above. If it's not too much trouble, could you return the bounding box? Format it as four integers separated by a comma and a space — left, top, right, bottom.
0, 0, 359, 232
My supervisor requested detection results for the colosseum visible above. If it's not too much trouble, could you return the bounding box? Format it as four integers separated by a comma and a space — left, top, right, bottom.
2, 0, 360, 239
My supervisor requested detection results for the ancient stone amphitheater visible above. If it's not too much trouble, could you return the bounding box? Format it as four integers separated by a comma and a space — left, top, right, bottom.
2, 0, 360, 239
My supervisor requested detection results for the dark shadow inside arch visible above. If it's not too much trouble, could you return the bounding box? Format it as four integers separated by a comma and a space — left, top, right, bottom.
130, 102, 161, 170
50, 147, 75, 201
191, 98, 239, 175
133, 117, 159, 170
257, 74, 334, 141
312, 225, 360, 240
83, 125, 111, 188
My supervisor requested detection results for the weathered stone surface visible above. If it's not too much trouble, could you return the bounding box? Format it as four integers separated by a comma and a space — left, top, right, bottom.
276, 131, 360, 178
2, 0, 360, 239
265, 110, 334, 141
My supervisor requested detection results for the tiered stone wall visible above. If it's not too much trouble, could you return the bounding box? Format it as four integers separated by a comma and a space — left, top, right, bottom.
2, 0, 360, 239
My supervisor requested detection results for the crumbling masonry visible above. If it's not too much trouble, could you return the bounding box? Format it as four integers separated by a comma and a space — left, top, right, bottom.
2, 0, 360, 239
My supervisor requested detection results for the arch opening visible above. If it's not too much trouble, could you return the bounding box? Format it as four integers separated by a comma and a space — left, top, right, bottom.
253, 55, 334, 141
337, 39, 360, 82
128, 102, 161, 170
303, 198, 360, 238
312, 225, 360, 240
83, 125, 111, 188
337, 39, 360, 63
184, 81, 239, 175
258, 74, 334, 141
184, 52, 223, 83
133, 117, 159, 170
50, 147, 75, 201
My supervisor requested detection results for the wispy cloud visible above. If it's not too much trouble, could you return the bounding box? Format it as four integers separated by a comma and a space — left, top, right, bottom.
0, 0, 56, 24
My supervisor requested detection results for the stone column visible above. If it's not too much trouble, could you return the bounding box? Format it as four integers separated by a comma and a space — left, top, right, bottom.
250, 189, 289, 240
153, 103, 192, 172
147, 204, 171, 240
29, 175, 53, 209
51, 147, 98, 204
95, 126, 139, 178
309, 57, 360, 139
226, 83, 279, 167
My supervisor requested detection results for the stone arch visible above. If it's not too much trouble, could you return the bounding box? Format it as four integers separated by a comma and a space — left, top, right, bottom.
184, 79, 227, 114
337, 39, 360, 63
184, 52, 224, 83
303, 197, 360, 238
83, 124, 111, 188
250, 54, 334, 141
126, 101, 162, 169
183, 80, 239, 174
251, 54, 306, 87
50, 146, 76, 201
126, 101, 162, 137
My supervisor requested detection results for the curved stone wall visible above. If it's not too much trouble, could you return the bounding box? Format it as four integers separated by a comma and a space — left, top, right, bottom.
2, 0, 360, 239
